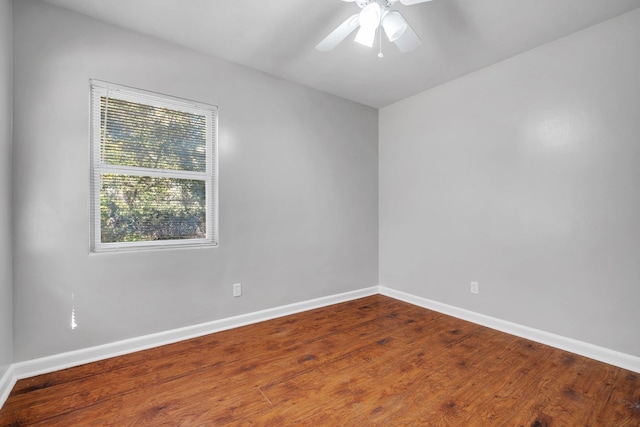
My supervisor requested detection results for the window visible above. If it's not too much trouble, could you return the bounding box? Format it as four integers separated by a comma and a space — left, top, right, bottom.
90, 80, 218, 252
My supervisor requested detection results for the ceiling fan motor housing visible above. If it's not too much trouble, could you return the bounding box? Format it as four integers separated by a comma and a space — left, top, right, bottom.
356, 0, 396, 9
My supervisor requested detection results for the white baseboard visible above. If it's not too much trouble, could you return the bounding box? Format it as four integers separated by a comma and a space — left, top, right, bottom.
379, 286, 640, 374
0, 365, 16, 412
3, 284, 639, 411
0, 286, 378, 409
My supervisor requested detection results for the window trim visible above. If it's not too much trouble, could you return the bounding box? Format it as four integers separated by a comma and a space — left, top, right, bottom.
90, 80, 219, 252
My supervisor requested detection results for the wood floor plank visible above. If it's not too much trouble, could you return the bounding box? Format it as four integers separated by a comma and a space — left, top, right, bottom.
421, 341, 555, 426
252, 327, 505, 425
1, 295, 639, 426
359, 335, 535, 426
596, 370, 640, 426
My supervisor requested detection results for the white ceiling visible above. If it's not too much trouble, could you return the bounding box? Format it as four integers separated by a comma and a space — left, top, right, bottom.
41, 0, 640, 108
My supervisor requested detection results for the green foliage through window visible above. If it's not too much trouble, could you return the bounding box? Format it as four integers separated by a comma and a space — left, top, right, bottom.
100, 175, 206, 242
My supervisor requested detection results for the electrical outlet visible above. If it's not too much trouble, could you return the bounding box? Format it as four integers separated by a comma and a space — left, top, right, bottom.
470, 281, 479, 294
233, 283, 242, 297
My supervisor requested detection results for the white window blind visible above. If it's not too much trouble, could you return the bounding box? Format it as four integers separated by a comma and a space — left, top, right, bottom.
90, 80, 218, 252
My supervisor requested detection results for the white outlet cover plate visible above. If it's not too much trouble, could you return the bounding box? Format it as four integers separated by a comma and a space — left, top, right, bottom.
233, 283, 242, 297
470, 282, 479, 294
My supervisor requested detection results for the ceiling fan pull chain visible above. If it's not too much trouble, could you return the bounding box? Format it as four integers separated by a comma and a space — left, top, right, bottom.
378, 27, 384, 58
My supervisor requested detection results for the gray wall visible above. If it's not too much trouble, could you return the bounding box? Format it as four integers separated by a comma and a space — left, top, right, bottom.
380, 9, 640, 357
0, 0, 13, 376
12, 0, 378, 361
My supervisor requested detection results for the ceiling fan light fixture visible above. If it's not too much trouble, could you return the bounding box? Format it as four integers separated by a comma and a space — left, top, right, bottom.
358, 2, 382, 29
382, 11, 408, 42
354, 2, 382, 48
354, 25, 377, 47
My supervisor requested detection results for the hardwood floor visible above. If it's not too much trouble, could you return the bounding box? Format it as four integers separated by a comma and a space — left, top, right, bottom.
1, 295, 639, 426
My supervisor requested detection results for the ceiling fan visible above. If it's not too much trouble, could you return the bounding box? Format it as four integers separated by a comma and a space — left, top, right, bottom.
316, 0, 434, 55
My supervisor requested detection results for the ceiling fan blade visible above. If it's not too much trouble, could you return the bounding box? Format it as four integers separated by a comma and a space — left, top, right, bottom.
316, 14, 360, 51
392, 20, 421, 52
398, 0, 434, 5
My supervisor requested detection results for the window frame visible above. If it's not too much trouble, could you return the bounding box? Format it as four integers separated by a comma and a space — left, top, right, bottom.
90, 80, 219, 252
